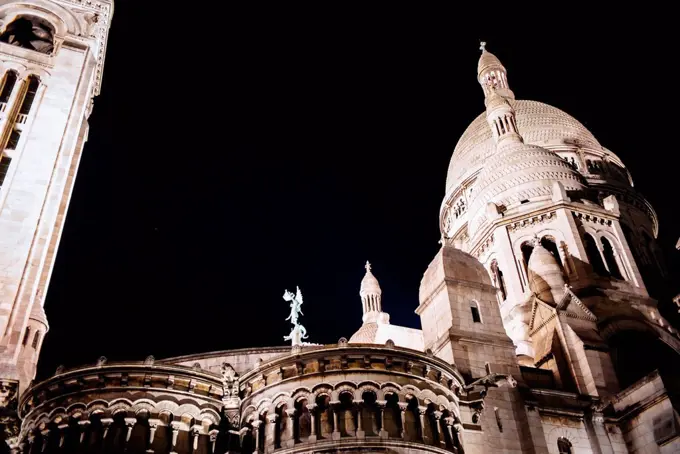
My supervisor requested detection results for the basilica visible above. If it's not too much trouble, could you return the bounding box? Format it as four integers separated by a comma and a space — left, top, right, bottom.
0, 1, 679, 453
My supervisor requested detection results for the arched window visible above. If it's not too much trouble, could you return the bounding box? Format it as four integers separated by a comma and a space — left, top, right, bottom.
0, 16, 55, 54
31, 330, 41, 349
557, 437, 572, 453
521, 242, 534, 267
470, 301, 482, 323
22, 326, 31, 346
540, 236, 563, 269
0, 156, 12, 188
19, 74, 41, 116
0, 70, 18, 105
601, 237, 623, 279
583, 233, 608, 276
490, 260, 507, 301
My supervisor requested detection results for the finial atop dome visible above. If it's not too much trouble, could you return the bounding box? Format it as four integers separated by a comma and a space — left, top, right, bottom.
365, 261, 372, 272
479, 40, 487, 52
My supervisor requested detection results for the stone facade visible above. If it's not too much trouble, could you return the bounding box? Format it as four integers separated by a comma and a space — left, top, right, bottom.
0, 0, 113, 448
1, 13, 679, 453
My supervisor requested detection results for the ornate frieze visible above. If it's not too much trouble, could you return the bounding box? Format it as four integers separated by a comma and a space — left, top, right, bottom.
507, 211, 556, 232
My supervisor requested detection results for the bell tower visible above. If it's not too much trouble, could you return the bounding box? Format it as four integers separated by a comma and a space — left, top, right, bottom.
0, 0, 113, 435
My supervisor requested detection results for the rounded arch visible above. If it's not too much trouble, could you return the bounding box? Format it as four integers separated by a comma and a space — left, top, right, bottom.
546, 427, 580, 453
378, 382, 402, 401
290, 387, 312, 403
332, 382, 357, 401
130, 399, 157, 415
270, 392, 292, 409
65, 402, 87, 415
602, 319, 680, 388
0, 0, 82, 37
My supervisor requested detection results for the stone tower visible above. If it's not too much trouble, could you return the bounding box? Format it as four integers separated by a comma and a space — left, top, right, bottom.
0, 0, 113, 427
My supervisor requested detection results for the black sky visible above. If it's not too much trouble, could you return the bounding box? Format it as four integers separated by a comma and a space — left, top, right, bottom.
36, 6, 680, 378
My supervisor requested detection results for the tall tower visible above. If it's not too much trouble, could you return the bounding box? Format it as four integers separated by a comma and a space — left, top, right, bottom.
0, 0, 113, 425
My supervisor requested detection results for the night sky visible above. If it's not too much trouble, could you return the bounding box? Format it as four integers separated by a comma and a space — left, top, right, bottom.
36, 7, 680, 378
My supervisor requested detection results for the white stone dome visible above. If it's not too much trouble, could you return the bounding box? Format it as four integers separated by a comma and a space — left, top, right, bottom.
446, 100, 601, 194
360, 268, 382, 296
467, 141, 586, 237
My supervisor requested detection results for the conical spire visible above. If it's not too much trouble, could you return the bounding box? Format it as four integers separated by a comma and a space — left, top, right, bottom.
360, 261, 382, 321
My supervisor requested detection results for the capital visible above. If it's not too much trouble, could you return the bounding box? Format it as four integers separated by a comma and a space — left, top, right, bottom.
266, 413, 278, 423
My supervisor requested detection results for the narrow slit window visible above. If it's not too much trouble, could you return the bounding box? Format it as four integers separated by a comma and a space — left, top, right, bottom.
0, 71, 18, 104
22, 326, 31, 346
0, 156, 12, 187
471, 302, 482, 323
6, 130, 21, 150
18, 75, 41, 115
31, 330, 41, 349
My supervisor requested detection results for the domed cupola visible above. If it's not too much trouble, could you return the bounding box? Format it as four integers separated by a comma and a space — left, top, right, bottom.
466, 44, 586, 239
478, 41, 515, 101
527, 238, 566, 304
360, 261, 383, 323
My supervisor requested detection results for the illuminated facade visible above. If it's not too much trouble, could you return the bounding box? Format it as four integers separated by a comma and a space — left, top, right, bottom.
2, 10, 679, 452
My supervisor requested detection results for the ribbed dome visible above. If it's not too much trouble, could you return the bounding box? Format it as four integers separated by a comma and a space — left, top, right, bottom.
467, 141, 585, 237
527, 243, 566, 304
360, 262, 382, 296
348, 322, 378, 343
29, 303, 48, 327
445, 100, 601, 193
478, 49, 504, 76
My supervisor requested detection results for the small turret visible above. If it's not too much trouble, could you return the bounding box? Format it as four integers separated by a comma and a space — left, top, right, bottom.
527, 238, 566, 304
360, 261, 383, 323
478, 41, 515, 101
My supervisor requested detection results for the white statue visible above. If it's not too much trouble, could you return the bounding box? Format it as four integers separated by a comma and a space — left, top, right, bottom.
283, 286, 309, 346
283, 286, 304, 325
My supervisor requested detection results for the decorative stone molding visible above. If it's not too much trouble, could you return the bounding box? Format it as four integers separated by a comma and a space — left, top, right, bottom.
508, 211, 557, 232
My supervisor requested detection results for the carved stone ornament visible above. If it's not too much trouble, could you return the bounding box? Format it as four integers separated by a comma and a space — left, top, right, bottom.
0, 380, 19, 450
220, 363, 241, 430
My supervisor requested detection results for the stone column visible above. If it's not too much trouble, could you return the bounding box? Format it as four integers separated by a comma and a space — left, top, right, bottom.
284, 408, 296, 447
432, 411, 443, 447
100, 418, 114, 449
354, 400, 365, 439
398, 403, 408, 439
306, 403, 317, 443
208, 429, 219, 454
190, 425, 202, 453
265, 413, 278, 449
124, 417, 137, 446
39, 427, 49, 453
77, 420, 90, 445
376, 401, 388, 439
251, 420, 262, 453
331, 403, 340, 441
169, 422, 181, 454
57, 422, 68, 448
418, 407, 428, 443
26, 434, 35, 454
147, 420, 160, 453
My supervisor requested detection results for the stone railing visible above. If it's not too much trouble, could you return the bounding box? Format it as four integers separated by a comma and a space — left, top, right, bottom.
236, 342, 466, 453
17, 357, 224, 453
